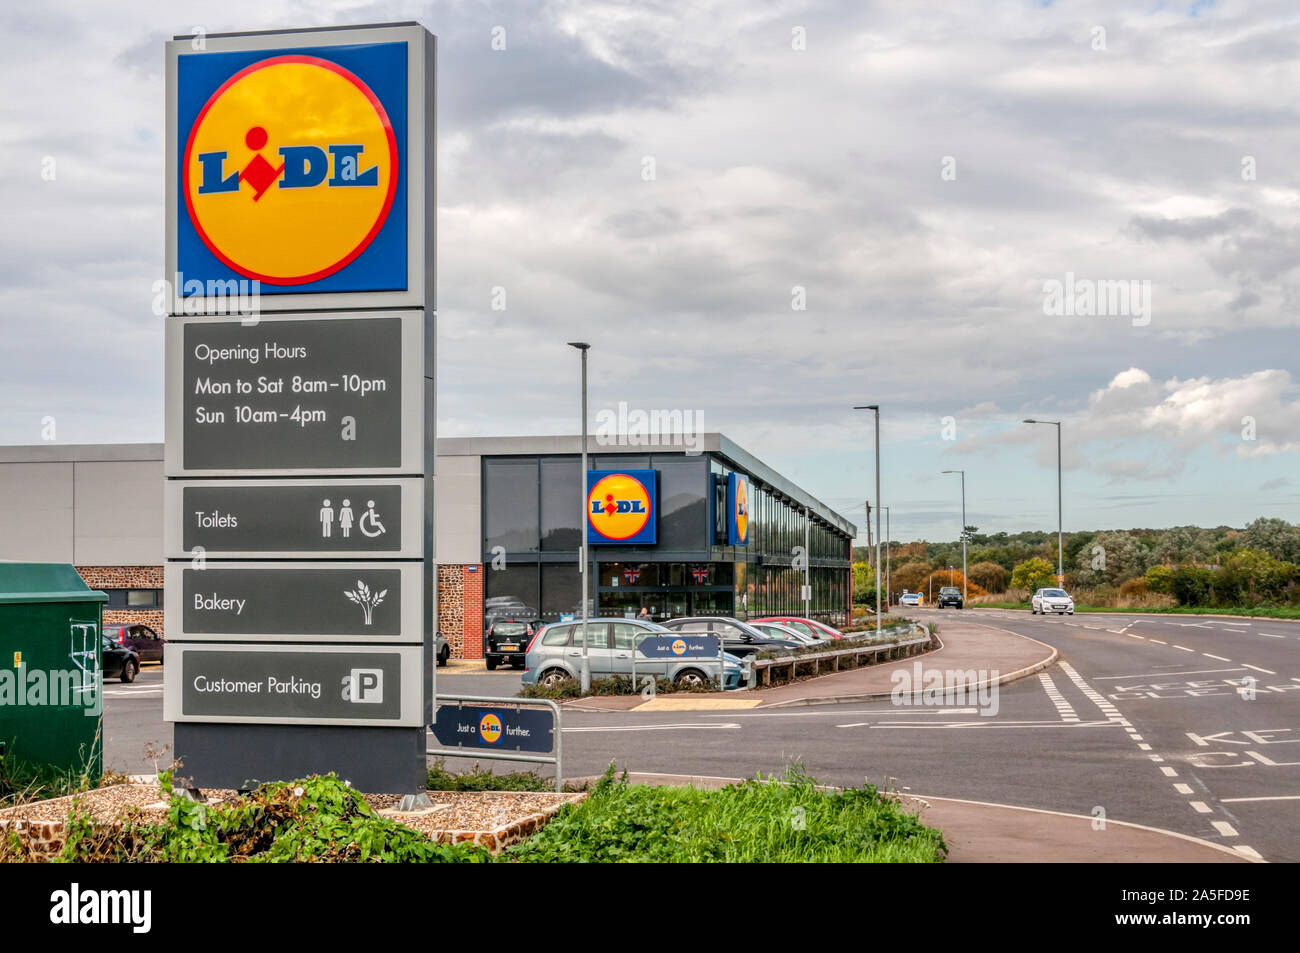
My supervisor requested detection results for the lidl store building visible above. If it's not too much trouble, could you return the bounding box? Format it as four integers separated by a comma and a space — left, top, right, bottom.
0, 435, 855, 659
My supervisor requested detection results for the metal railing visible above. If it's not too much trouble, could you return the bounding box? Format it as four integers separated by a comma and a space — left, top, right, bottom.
747, 625, 932, 687
427, 694, 564, 792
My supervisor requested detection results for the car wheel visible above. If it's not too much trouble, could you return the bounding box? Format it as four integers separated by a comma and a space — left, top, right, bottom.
485, 656, 498, 671
674, 668, 708, 689
539, 668, 569, 689
437, 648, 449, 667
121, 659, 138, 684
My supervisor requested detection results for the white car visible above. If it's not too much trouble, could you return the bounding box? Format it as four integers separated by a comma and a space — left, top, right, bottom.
899, 592, 921, 607
750, 622, 819, 646
1032, 588, 1075, 615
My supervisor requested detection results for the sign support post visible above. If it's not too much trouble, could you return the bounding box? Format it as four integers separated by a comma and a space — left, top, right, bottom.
163, 23, 436, 794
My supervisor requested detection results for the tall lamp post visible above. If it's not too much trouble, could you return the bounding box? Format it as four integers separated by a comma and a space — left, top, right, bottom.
881, 505, 891, 607
569, 342, 591, 691
1023, 419, 1063, 584
941, 469, 966, 603
853, 405, 881, 638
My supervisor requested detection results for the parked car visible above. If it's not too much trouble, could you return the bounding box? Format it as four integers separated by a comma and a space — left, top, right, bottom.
1032, 588, 1075, 615
750, 616, 844, 640
102, 623, 164, 664
899, 592, 921, 607
101, 635, 140, 683
937, 587, 964, 609
749, 621, 818, 646
436, 631, 450, 667
521, 618, 744, 690
659, 616, 800, 658
484, 617, 541, 670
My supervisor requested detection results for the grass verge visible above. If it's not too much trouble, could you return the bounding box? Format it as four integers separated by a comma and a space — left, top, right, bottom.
503, 764, 946, 863
971, 602, 1300, 620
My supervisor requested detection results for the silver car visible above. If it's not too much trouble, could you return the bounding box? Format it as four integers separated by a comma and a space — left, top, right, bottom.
749, 621, 819, 646
522, 618, 744, 690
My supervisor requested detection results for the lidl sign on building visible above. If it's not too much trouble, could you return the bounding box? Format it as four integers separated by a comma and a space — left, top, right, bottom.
586, 470, 657, 546
163, 24, 435, 794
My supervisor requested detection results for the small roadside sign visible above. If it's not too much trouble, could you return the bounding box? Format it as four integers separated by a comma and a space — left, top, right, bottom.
431, 704, 554, 753
638, 635, 721, 659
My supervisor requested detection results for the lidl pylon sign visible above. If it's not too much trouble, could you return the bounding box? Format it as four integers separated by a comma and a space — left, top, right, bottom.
167, 27, 434, 311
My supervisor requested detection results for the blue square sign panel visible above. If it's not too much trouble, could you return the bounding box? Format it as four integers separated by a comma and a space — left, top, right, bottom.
586, 469, 657, 546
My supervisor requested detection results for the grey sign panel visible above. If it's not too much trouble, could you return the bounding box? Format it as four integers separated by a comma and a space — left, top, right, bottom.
164, 310, 426, 476
164, 478, 422, 558
165, 643, 425, 726
164, 561, 423, 643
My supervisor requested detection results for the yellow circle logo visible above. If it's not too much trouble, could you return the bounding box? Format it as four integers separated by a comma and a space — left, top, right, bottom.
671, 638, 687, 656
479, 712, 503, 744
734, 476, 749, 542
183, 55, 397, 285
587, 474, 653, 542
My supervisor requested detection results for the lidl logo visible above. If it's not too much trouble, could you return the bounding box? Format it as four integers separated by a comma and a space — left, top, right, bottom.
670, 638, 687, 656
728, 473, 750, 546
479, 712, 503, 744
586, 469, 657, 546
176, 43, 407, 294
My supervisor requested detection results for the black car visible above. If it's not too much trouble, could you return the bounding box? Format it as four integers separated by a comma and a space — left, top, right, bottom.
103, 623, 164, 664
937, 586, 964, 609
483, 618, 540, 670
101, 636, 141, 683
658, 616, 800, 658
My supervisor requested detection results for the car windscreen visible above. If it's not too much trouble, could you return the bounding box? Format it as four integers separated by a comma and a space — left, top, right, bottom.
1043, 589, 1068, 598
491, 622, 529, 637
940, 588, 959, 594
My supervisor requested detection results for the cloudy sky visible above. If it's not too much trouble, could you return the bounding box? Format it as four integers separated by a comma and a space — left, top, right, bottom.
2, 0, 1299, 543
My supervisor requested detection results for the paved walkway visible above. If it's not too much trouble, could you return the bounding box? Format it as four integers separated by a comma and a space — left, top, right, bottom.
577, 773, 1248, 862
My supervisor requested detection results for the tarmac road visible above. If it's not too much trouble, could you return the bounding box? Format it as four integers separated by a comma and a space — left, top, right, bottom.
104, 607, 1300, 860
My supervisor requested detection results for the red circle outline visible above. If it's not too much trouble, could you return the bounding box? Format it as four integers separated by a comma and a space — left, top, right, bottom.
182, 54, 399, 286
587, 474, 652, 541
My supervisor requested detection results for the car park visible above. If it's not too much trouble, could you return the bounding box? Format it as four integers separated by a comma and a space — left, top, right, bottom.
101, 635, 141, 683
937, 587, 964, 609
659, 616, 801, 657
749, 616, 844, 640
484, 617, 541, 670
103, 623, 164, 664
749, 621, 819, 645
1032, 588, 1075, 615
521, 618, 744, 689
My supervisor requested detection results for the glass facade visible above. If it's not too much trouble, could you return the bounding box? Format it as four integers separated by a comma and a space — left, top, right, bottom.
479, 450, 852, 626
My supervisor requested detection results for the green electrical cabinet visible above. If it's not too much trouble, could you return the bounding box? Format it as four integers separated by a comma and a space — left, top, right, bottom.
0, 563, 108, 782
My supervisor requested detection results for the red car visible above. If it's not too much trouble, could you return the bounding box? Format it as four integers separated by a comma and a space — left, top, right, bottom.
751, 617, 844, 640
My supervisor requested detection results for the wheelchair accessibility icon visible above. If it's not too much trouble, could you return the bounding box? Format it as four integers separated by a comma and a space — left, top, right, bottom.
359, 500, 386, 538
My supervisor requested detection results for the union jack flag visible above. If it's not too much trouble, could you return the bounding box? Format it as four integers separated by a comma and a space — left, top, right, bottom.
623, 566, 641, 584
690, 566, 710, 584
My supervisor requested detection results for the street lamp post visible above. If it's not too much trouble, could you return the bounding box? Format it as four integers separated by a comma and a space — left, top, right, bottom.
1023, 419, 1063, 584
942, 469, 966, 603
881, 506, 891, 607
853, 405, 881, 638
569, 342, 591, 691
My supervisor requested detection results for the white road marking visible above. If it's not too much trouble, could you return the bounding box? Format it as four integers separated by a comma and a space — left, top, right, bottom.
1222, 795, 1300, 803
563, 723, 741, 732
1037, 673, 1080, 722
1148, 639, 1168, 645
1212, 821, 1239, 837
1259, 633, 1285, 639
1234, 845, 1263, 860
1189, 801, 1212, 814
1174, 783, 1194, 795
1242, 664, 1277, 675
1172, 645, 1195, 652
1094, 667, 1242, 680
1203, 654, 1232, 662
1160, 767, 1178, 777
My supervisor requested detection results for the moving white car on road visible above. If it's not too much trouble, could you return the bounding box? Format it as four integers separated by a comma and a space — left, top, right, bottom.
1032, 588, 1075, 615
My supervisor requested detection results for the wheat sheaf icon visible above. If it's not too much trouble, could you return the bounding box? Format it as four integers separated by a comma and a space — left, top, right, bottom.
343, 579, 387, 625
